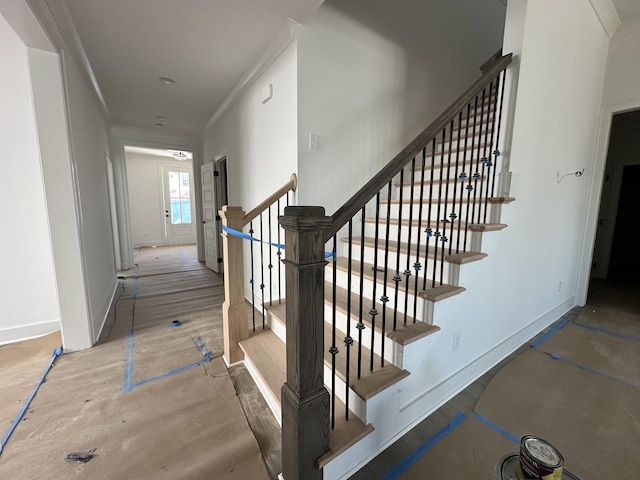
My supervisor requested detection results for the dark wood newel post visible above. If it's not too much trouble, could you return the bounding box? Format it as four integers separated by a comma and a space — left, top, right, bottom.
279, 206, 331, 480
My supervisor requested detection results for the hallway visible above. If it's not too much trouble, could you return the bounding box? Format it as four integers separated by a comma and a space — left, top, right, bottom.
0, 246, 270, 480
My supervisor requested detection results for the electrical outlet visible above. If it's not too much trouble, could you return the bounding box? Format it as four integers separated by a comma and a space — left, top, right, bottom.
453, 330, 462, 351
309, 133, 319, 150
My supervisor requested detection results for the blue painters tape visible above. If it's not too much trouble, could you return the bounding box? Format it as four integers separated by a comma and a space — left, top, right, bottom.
123, 329, 135, 393
380, 412, 467, 480
129, 357, 211, 390
572, 321, 640, 343
1, 347, 62, 455
223, 225, 285, 250
222, 225, 336, 260
529, 317, 570, 348
474, 413, 520, 444
549, 353, 640, 391
123, 328, 213, 394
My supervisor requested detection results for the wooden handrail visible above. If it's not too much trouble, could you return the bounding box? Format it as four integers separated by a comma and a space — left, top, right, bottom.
242, 173, 297, 226
479, 48, 503, 74
325, 53, 512, 239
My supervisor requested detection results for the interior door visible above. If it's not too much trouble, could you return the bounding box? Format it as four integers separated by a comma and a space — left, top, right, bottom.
201, 161, 219, 271
162, 165, 196, 245
214, 157, 229, 268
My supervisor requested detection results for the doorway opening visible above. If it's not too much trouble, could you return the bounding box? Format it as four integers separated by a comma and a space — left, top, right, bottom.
124, 145, 196, 248
590, 109, 640, 298
201, 157, 228, 273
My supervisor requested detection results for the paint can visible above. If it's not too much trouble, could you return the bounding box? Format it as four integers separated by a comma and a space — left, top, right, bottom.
494, 454, 582, 480
517, 436, 564, 480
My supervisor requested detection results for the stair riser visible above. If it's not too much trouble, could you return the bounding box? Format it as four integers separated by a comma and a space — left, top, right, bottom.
363, 222, 480, 253
328, 266, 429, 321
377, 201, 494, 226
392, 177, 491, 203
324, 303, 400, 367
343, 244, 458, 286
323, 363, 367, 423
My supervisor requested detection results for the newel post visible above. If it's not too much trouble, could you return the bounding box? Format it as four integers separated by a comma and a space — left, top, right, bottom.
279, 206, 331, 480
220, 206, 250, 365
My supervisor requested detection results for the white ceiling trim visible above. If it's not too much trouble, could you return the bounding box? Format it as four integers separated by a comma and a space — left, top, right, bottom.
201, 18, 300, 137
27, 0, 110, 120
588, 0, 622, 38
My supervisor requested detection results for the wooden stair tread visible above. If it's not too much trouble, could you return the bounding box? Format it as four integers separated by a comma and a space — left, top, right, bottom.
239, 328, 286, 403
342, 236, 488, 264
468, 223, 507, 232
364, 216, 505, 233
419, 283, 466, 302
385, 196, 506, 205
239, 328, 374, 465
265, 298, 413, 400
323, 320, 410, 400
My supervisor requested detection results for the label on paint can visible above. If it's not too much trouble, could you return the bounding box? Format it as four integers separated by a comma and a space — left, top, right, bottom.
517, 436, 564, 480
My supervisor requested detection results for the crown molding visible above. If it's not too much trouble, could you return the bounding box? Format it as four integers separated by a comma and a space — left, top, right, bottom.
27, 0, 110, 120
201, 18, 300, 137
588, 0, 622, 38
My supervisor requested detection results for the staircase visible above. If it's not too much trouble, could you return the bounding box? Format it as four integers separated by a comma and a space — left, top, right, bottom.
222, 53, 514, 479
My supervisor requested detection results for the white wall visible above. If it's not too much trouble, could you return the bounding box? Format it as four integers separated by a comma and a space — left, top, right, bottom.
203, 40, 298, 212
28, 47, 92, 351
125, 150, 195, 247
61, 49, 118, 346
296, 0, 507, 213
202, 39, 298, 297
327, 3, 613, 475
402, 0, 610, 424
0, 22, 59, 345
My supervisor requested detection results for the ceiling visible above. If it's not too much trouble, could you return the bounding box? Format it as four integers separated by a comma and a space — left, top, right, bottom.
22, 0, 640, 138
611, 0, 640, 24
30, 0, 324, 135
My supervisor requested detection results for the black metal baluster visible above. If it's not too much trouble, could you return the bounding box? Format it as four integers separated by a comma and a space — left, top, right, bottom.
464, 96, 479, 251
344, 220, 353, 420
479, 82, 494, 224
449, 114, 463, 255
380, 181, 392, 368
259, 213, 265, 328
268, 205, 273, 307
413, 147, 427, 322
370, 193, 381, 371
392, 169, 404, 331
403, 158, 416, 326
277, 199, 282, 303
330, 236, 338, 429
471, 88, 486, 225
432, 129, 446, 287
439, 124, 452, 285
458, 103, 471, 253
357, 207, 366, 379
422, 138, 436, 291
249, 220, 256, 332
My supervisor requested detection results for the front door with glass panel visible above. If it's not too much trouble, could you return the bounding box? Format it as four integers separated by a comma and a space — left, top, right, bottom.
162, 165, 196, 245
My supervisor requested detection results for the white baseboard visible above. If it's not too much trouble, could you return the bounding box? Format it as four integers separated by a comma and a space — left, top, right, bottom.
323, 297, 576, 480
0, 320, 61, 346
92, 277, 121, 344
